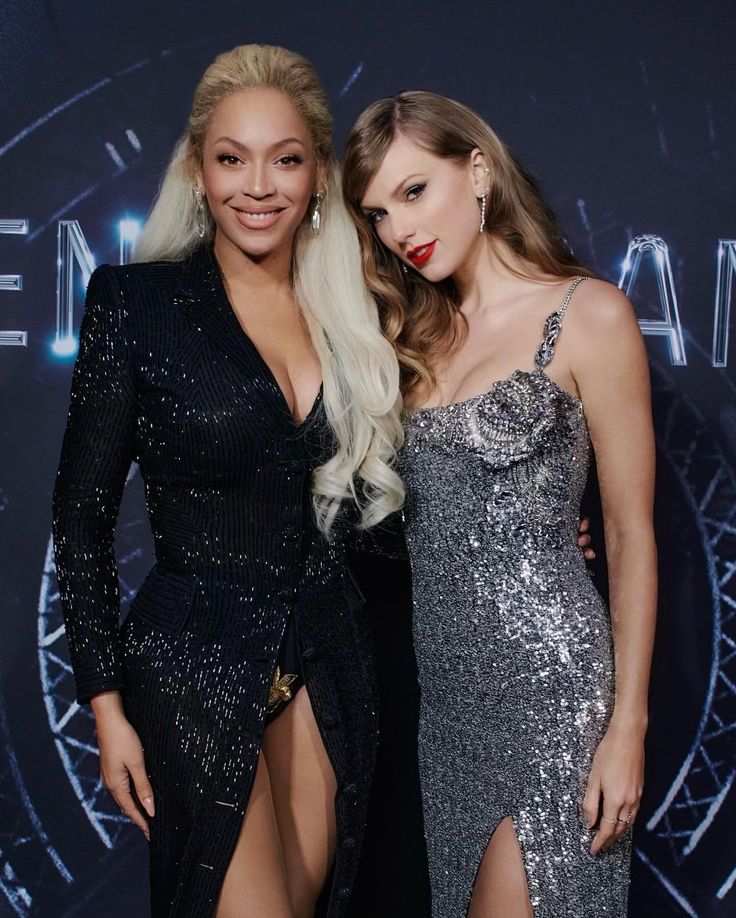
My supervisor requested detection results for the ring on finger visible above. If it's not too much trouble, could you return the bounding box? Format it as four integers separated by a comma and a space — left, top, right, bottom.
609, 813, 634, 829
601, 814, 619, 824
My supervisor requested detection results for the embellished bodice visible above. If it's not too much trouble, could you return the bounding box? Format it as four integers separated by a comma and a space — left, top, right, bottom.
399, 278, 590, 575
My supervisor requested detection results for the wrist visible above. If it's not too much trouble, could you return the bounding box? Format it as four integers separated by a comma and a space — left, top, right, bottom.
609, 707, 648, 737
90, 689, 125, 719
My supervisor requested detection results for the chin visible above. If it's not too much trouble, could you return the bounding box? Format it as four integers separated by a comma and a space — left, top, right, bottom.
223, 224, 296, 260
417, 263, 452, 284
240, 238, 284, 258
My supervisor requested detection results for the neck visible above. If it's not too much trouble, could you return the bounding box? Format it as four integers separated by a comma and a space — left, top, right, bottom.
213, 230, 293, 297
453, 235, 532, 312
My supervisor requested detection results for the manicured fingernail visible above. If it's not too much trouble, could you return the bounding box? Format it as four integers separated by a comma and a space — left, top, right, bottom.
142, 796, 155, 816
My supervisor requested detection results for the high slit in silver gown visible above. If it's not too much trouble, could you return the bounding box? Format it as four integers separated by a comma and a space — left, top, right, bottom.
400, 278, 630, 917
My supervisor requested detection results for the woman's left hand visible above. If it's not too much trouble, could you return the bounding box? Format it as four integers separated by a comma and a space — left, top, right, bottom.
582, 719, 645, 855
577, 516, 595, 560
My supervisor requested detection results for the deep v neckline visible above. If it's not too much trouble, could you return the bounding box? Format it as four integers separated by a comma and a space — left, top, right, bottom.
234, 318, 323, 428
211, 254, 323, 428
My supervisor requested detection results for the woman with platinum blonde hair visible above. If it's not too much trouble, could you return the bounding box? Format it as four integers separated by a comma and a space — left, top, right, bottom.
344, 91, 656, 917
53, 44, 403, 918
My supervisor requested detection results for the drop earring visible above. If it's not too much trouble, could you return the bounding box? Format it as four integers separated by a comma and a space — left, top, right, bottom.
479, 166, 490, 234
311, 190, 325, 236
194, 187, 206, 239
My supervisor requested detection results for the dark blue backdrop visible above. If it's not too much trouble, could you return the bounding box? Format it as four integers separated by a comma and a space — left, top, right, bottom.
1, 2, 735, 915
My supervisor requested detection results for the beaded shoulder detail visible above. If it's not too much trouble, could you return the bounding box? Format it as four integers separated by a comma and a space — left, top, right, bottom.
534, 276, 587, 369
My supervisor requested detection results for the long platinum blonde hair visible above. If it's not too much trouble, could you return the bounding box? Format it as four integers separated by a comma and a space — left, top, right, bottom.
135, 44, 404, 533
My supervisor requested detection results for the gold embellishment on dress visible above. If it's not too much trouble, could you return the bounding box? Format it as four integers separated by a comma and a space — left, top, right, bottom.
267, 666, 299, 712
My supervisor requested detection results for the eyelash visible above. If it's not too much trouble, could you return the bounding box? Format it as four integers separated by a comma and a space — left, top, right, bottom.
215, 153, 303, 166
366, 183, 426, 226
406, 183, 425, 201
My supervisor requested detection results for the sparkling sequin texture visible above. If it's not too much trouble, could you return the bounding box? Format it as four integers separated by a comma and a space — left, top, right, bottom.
52, 248, 377, 917
399, 278, 630, 917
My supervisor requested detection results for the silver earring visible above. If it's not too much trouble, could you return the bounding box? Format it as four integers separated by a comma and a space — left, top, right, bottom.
401, 262, 409, 276
478, 166, 490, 234
311, 190, 325, 236
194, 187, 206, 239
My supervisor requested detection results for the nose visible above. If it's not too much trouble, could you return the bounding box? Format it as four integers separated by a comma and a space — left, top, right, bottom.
388, 209, 416, 247
242, 161, 276, 199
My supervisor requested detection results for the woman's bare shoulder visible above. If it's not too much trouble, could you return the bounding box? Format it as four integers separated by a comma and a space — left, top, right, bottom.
566, 277, 641, 341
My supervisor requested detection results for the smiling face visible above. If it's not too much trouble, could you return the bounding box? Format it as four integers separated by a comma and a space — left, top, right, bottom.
198, 86, 319, 261
360, 132, 488, 282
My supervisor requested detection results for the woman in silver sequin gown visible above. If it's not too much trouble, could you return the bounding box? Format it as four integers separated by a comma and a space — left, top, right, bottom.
343, 93, 657, 916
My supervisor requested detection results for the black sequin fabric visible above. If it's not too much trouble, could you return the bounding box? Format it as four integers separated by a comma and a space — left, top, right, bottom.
400, 278, 630, 917
52, 246, 377, 917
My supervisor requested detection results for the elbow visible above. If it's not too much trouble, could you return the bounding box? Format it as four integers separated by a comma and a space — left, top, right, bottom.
605, 520, 657, 561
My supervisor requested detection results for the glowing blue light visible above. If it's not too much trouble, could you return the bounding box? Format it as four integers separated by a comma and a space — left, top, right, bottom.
119, 218, 141, 242
118, 218, 141, 265
51, 335, 78, 357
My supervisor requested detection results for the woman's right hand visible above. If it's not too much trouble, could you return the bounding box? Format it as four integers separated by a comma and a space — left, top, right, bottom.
91, 691, 155, 840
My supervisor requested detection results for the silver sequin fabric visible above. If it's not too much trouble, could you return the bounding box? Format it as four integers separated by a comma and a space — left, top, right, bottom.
399, 278, 630, 917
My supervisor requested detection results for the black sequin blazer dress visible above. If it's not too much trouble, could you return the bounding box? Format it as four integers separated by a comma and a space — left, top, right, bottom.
52, 246, 378, 917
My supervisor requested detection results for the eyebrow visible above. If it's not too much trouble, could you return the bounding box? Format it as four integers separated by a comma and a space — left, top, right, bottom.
213, 136, 307, 151
362, 173, 425, 211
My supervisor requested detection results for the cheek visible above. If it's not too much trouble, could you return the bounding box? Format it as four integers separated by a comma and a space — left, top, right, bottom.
461, 192, 481, 231
430, 183, 473, 232
286, 175, 313, 212
436, 193, 481, 255
376, 221, 400, 255
201, 164, 236, 202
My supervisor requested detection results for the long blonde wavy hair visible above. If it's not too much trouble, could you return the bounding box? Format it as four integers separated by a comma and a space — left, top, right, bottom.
342, 91, 593, 402
135, 44, 404, 533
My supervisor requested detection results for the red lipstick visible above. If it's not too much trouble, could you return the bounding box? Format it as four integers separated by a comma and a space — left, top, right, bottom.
407, 240, 436, 267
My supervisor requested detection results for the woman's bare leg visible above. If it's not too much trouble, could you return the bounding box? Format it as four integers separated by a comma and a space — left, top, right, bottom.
214, 752, 294, 918
262, 686, 337, 918
467, 816, 534, 918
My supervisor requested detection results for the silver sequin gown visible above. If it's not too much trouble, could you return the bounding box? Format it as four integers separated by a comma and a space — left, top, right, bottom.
400, 278, 630, 917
